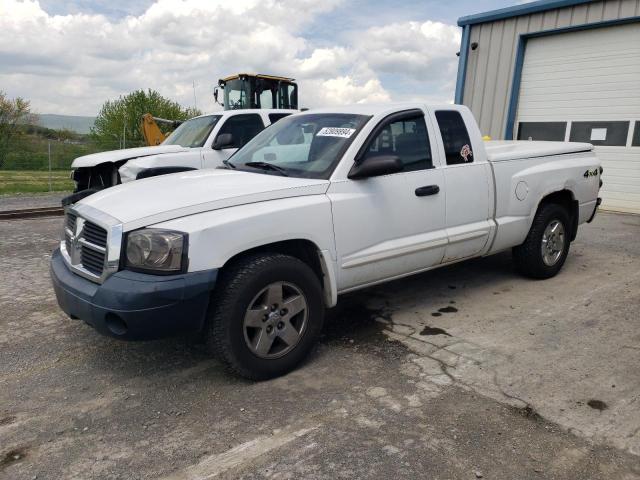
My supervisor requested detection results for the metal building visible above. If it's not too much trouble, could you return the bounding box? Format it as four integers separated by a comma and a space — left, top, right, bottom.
455, 0, 640, 213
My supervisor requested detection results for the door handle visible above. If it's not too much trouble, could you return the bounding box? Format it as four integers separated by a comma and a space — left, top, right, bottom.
415, 185, 440, 197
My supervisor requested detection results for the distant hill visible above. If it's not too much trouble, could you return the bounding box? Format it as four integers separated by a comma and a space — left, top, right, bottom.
36, 114, 96, 134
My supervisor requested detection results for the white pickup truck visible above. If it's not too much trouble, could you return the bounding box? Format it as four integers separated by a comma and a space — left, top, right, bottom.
66, 109, 295, 203
51, 103, 602, 379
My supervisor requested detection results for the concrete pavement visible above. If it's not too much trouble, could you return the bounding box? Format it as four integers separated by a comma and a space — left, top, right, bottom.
0, 212, 638, 479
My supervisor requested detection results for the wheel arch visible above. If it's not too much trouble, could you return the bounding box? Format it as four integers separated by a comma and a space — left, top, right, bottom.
219, 239, 337, 307
534, 189, 579, 241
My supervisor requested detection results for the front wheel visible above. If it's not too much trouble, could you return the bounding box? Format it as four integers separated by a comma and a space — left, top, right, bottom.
206, 253, 324, 380
513, 203, 571, 279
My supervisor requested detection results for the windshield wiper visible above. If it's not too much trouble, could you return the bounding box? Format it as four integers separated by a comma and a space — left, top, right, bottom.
244, 161, 289, 176
222, 159, 236, 169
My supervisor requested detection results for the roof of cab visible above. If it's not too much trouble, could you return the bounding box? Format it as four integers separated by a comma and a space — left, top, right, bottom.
219, 73, 296, 83
192, 108, 298, 120
296, 103, 466, 117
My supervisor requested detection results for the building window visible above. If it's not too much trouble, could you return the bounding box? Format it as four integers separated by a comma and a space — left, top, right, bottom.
632, 122, 640, 147
435, 111, 474, 165
569, 121, 630, 147
517, 122, 567, 141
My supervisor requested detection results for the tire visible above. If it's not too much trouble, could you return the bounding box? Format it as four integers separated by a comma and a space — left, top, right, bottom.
513, 203, 571, 279
206, 253, 325, 380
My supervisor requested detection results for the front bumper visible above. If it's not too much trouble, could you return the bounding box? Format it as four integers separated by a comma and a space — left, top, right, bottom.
50, 248, 217, 340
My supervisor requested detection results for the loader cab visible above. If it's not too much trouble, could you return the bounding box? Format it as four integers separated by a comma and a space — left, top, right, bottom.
216, 74, 298, 111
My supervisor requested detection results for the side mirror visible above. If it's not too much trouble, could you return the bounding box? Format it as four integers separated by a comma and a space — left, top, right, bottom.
213, 133, 234, 150
213, 87, 219, 103
348, 155, 403, 180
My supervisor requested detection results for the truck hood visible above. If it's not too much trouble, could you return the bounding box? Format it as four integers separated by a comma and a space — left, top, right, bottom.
71, 145, 190, 168
78, 169, 330, 229
118, 149, 204, 183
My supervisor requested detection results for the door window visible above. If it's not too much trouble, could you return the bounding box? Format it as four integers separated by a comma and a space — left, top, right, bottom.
216, 114, 265, 149
362, 115, 432, 172
435, 111, 474, 165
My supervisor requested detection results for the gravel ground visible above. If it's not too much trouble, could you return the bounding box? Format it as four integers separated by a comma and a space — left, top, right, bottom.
0, 213, 639, 479
0, 192, 69, 212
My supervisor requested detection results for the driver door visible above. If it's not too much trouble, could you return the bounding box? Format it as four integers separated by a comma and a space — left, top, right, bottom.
328, 109, 447, 291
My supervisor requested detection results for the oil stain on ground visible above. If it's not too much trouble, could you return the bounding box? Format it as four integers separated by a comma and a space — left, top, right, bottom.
587, 399, 608, 411
438, 306, 458, 313
322, 301, 388, 342
510, 405, 543, 423
420, 326, 451, 336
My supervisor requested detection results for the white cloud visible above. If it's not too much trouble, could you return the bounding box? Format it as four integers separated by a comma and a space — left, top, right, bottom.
0, 0, 461, 115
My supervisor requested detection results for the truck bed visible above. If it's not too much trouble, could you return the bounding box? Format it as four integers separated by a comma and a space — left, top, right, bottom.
485, 141, 600, 255
485, 140, 593, 162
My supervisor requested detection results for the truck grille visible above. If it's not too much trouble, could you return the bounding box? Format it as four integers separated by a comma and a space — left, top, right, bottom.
80, 243, 106, 275
83, 221, 108, 247
64, 212, 109, 279
65, 212, 77, 253
66, 212, 77, 231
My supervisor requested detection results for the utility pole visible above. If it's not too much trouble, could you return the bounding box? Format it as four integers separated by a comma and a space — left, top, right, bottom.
193, 80, 197, 110
48, 141, 52, 192
122, 115, 126, 149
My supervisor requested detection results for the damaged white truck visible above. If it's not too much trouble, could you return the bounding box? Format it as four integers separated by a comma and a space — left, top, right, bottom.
65, 109, 294, 204
51, 104, 602, 379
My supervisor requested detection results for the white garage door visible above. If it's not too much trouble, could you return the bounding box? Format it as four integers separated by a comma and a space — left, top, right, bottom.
515, 22, 640, 214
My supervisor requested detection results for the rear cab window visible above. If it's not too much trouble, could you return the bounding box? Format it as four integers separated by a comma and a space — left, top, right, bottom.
268, 113, 292, 124
435, 110, 474, 165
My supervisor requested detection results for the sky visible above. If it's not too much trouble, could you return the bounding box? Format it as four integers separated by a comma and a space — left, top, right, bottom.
0, 0, 527, 116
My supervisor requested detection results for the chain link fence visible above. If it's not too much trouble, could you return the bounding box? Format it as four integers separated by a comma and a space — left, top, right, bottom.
0, 136, 121, 196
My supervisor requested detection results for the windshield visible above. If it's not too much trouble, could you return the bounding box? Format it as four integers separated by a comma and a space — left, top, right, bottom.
162, 115, 221, 148
222, 77, 298, 110
229, 113, 371, 179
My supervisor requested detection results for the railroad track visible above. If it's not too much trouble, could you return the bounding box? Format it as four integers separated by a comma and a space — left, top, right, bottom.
0, 206, 64, 220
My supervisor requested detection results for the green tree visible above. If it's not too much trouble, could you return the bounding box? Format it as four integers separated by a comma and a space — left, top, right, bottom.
91, 89, 201, 149
0, 91, 35, 167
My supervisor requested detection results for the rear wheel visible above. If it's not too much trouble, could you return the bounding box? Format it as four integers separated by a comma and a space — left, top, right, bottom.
206, 253, 324, 380
513, 203, 571, 279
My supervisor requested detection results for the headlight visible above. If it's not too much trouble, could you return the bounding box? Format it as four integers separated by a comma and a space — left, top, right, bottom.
125, 229, 187, 273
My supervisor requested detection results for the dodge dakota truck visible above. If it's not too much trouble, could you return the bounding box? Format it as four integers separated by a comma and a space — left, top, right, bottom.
51, 104, 602, 379
65, 108, 295, 203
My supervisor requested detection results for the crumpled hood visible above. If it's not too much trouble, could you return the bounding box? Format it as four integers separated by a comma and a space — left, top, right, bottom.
78, 169, 330, 230
71, 145, 190, 168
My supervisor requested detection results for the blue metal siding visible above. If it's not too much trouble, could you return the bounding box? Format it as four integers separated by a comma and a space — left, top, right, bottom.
458, 0, 594, 26
454, 25, 471, 104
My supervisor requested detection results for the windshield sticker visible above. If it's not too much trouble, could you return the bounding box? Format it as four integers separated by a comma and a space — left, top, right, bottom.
460, 144, 473, 162
316, 127, 356, 138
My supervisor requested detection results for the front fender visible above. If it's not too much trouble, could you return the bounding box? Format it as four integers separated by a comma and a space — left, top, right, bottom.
147, 195, 336, 273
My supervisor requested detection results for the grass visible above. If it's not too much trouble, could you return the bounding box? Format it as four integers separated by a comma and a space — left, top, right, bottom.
0, 170, 73, 195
